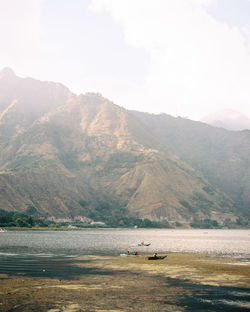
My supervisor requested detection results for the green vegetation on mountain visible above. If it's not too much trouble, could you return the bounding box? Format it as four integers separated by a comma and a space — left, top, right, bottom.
0, 209, 50, 228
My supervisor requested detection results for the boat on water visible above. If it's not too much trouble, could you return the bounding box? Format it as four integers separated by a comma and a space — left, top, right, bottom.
120, 250, 140, 257
138, 242, 151, 246
148, 253, 167, 260
0, 228, 7, 232
120, 253, 141, 257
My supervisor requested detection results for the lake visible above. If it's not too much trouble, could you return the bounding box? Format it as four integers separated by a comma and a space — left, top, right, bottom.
1, 229, 250, 258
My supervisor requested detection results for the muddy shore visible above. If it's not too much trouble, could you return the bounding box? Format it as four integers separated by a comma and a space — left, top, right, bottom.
0, 253, 250, 311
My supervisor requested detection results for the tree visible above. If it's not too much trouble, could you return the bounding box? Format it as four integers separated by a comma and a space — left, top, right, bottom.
15, 217, 30, 227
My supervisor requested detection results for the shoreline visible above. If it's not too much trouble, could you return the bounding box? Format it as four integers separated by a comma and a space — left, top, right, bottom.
1, 253, 250, 311
2, 225, 250, 230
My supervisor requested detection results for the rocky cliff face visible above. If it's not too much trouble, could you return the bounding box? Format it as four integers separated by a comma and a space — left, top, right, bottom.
0, 69, 244, 221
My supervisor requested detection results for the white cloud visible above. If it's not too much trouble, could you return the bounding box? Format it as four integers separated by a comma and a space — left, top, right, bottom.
91, 0, 250, 120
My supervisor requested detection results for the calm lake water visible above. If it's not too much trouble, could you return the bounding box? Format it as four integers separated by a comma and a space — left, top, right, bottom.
0, 229, 250, 258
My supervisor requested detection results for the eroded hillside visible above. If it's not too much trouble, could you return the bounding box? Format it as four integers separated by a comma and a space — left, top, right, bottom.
0, 69, 245, 221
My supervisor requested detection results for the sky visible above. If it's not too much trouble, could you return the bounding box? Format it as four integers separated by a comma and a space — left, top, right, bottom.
0, 0, 250, 120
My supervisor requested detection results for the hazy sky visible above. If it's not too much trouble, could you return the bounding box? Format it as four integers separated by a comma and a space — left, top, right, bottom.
1, 0, 250, 120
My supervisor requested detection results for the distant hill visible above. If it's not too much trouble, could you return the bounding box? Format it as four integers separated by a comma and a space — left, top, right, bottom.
0, 69, 249, 222
201, 109, 250, 131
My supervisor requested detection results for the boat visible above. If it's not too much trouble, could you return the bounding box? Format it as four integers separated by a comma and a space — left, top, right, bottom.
138, 243, 151, 246
120, 253, 141, 257
0, 228, 7, 232
148, 255, 167, 260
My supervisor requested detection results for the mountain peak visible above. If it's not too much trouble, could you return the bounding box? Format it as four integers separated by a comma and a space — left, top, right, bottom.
201, 109, 250, 131
0, 67, 15, 79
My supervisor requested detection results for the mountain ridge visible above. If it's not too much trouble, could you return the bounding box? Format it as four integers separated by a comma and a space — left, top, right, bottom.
201, 109, 250, 131
0, 69, 248, 222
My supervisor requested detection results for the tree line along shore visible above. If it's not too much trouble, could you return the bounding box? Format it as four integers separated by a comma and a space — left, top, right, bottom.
0, 209, 249, 230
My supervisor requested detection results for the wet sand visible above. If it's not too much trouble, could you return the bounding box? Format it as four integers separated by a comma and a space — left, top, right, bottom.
0, 253, 250, 311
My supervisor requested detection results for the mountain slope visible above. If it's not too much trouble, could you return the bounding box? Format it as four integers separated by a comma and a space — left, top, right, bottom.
132, 112, 250, 217
0, 67, 71, 143
0, 69, 243, 221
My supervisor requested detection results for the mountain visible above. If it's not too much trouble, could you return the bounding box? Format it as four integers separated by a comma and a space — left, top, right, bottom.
0, 69, 248, 222
132, 112, 250, 217
201, 109, 250, 131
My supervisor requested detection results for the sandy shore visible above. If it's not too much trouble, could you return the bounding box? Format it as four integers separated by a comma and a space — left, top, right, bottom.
0, 253, 250, 311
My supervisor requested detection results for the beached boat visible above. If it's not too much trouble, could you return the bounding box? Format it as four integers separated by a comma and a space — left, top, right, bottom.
148, 255, 167, 260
